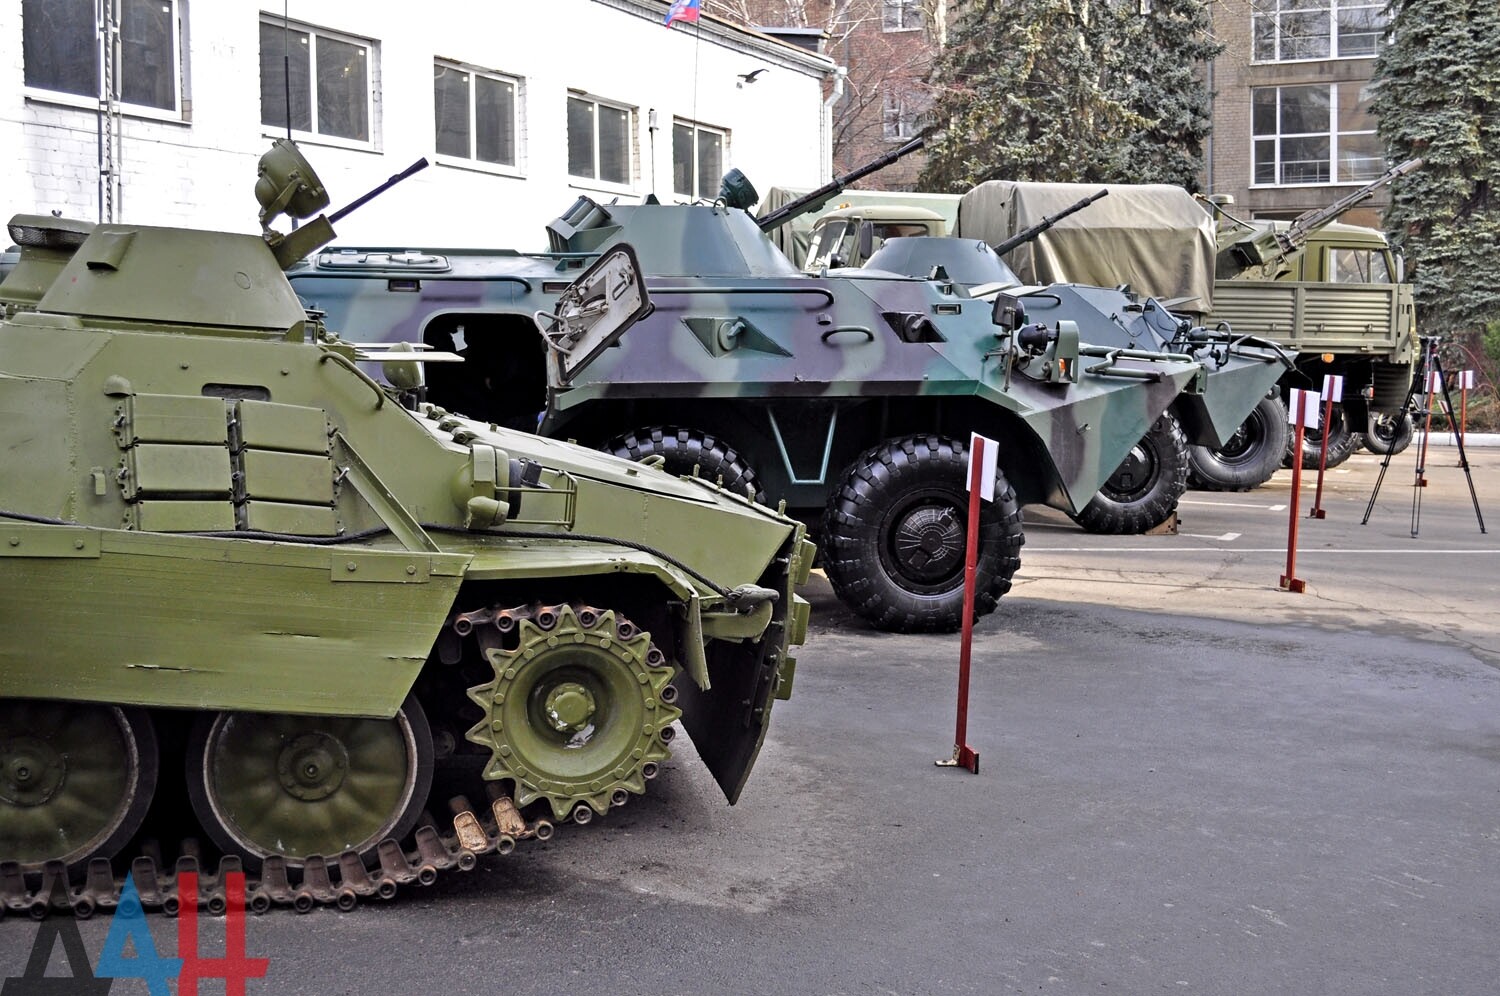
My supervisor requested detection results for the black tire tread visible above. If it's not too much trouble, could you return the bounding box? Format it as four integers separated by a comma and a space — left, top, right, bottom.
1073, 413, 1189, 534
607, 426, 765, 504
822, 433, 1023, 633
1187, 395, 1290, 492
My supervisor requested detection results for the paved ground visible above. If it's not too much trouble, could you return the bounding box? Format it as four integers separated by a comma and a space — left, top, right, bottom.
3, 449, 1496, 995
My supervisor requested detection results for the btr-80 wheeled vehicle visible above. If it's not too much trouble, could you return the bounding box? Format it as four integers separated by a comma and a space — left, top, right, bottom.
0, 141, 814, 917
288, 151, 1206, 633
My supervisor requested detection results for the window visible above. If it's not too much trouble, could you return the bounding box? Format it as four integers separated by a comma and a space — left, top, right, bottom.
567, 95, 632, 186
260, 19, 373, 143
1251, 0, 1387, 62
435, 62, 518, 168
883, 0, 923, 31
1330, 248, 1392, 284
672, 121, 725, 199
23, 0, 181, 112
1252, 84, 1383, 185
882, 95, 923, 141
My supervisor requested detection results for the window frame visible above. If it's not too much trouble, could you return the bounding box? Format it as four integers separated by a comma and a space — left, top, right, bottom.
22, 0, 186, 121
1250, 0, 1388, 64
433, 60, 523, 177
566, 93, 635, 192
259, 17, 378, 151
882, 0, 924, 32
671, 119, 727, 201
881, 94, 922, 141
1250, 83, 1383, 188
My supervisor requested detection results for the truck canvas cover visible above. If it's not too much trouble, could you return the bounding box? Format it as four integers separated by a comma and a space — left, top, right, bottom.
955, 181, 1215, 312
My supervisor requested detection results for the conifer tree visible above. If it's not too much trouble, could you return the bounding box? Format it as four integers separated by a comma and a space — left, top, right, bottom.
1372, 0, 1500, 340
920, 0, 1216, 191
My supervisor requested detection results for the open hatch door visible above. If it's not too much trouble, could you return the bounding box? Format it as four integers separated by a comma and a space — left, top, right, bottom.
540, 244, 653, 386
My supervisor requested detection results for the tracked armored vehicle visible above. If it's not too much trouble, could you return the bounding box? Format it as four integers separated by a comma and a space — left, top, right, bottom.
0, 141, 814, 917
289, 153, 1205, 632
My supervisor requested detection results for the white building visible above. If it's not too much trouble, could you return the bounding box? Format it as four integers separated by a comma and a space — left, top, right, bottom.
0, 0, 833, 247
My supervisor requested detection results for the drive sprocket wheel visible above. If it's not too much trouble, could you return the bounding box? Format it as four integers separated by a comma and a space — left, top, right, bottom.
462, 603, 681, 822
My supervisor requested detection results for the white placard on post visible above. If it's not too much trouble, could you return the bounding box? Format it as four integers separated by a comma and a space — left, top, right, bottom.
967, 432, 999, 502
1426, 370, 1444, 394
1287, 389, 1321, 429
1458, 369, 1475, 390
1320, 374, 1344, 402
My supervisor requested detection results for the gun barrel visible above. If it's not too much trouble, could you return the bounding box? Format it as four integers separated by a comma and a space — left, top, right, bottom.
329, 158, 430, 225
990, 188, 1109, 257
1278, 157, 1422, 252
756, 137, 925, 232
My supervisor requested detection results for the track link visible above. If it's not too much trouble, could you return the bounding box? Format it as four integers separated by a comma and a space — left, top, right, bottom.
0, 795, 555, 920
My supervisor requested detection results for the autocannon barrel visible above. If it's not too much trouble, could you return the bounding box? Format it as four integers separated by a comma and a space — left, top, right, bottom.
756, 137, 925, 232
990, 189, 1109, 258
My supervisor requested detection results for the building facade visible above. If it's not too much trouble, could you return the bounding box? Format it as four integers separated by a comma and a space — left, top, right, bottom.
1205, 0, 1391, 226
0, 0, 834, 246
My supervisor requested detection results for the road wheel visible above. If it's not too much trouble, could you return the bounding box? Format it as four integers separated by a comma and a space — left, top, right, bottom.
607, 426, 765, 503
1073, 413, 1189, 534
185, 695, 433, 869
822, 434, 1023, 633
1296, 402, 1357, 469
1187, 395, 1289, 492
0, 701, 158, 876
1363, 412, 1414, 455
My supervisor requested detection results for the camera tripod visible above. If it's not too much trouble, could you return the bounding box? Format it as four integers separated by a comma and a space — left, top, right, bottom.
1361, 335, 1486, 536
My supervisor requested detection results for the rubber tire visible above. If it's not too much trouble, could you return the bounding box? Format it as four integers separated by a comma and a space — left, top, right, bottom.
1072, 413, 1189, 534
822, 434, 1024, 633
1295, 402, 1357, 470
184, 695, 434, 871
607, 426, 765, 504
1363, 412, 1414, 455
1187, 395, 1290, 492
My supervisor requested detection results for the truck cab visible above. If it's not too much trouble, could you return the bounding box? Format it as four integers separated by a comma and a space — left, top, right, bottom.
802, 205, 947, 273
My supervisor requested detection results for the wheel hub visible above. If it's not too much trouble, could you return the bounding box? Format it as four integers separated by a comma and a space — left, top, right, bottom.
464, 603, 680, 821
0, 736, 65, 807
890, 504, 963, 583
1105, 443, 1155, 499
275, 732, 349, 801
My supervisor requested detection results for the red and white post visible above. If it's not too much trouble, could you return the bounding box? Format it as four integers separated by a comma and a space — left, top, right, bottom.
1309, 374, 1343, 519
937, 432, 995, 775
1281, 389, 1318, 593
1457, 369, 1475, 449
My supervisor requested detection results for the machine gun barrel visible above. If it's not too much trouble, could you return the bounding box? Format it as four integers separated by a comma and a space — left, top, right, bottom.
1274, 157, 1421, 255
329, 157, 430, 224
990, 188, 1109, 257
756, 137, 925, 232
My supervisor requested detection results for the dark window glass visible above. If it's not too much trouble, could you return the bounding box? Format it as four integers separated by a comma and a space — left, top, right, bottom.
567, 97, 595, 179
434, 64, 470, 159
696, 128, 721, 197
1278, 85, 1330, 134
23, 0, 99, 98
673, 123, 693, 195
475, 75, 514, 166
1281, 136, 1331, 183
259, 23, 312, 132
597, 105, 629, 184
119, 0, 173, 109
1253, 139, 1278, 184
1251, 88, 1278, 135
316, 36, 368, 141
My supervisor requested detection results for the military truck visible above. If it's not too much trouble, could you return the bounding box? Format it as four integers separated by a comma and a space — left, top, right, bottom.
0, 140, 815, 916
288, 157, 1208, 632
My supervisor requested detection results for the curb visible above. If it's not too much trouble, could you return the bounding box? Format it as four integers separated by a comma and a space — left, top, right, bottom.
1412, 431, 1500, 448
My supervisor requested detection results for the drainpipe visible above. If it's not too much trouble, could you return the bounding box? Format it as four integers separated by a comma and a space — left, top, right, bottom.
823, 65, 847, 183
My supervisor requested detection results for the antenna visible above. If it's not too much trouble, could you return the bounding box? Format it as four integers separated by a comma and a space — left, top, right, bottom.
283, 0, 292, 141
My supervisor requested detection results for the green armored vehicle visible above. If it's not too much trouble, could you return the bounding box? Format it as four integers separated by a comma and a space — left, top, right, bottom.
289, 152, 1207, 632
0, 141, 814, 916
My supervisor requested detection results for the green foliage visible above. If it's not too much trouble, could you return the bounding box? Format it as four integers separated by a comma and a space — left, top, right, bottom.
919, 0, 1218, 191
1373, 0, 1500, 338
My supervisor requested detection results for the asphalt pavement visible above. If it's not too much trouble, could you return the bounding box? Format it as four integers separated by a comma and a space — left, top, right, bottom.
3, 448, 1496, 995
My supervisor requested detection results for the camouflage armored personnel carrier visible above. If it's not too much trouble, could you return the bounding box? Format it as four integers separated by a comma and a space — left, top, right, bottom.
955, 163, 1421, 479
806, 189, 1292, 522
289, 154, 1206, 632
0, 140, 814, 916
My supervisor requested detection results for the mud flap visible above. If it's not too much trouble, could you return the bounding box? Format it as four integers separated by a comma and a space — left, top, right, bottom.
675, 627, 785, 804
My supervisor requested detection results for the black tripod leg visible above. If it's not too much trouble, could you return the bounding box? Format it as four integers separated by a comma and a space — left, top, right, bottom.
1363, 357, 1424, 525
1434, 356, 1487, 534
